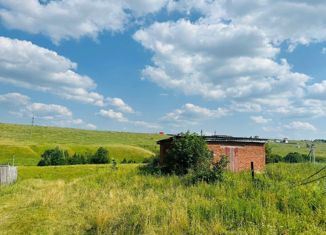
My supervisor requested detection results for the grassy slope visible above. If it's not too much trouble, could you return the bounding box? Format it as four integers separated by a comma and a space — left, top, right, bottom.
0, 123, 166, 165
0, 163, 325, 234
270, 140, 326, 161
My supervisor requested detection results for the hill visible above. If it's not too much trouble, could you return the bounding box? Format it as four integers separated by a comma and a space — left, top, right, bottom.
269, 140, 326, 162
0, 123, 167, 165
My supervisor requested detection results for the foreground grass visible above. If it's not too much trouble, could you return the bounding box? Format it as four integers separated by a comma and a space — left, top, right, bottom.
0, 123, 166, 165
0, 163, 325, 234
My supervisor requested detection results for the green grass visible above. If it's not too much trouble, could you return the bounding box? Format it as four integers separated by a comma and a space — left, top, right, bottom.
0, 163, 325, 234
269, 140, 326, 161
0, 123, 167, 165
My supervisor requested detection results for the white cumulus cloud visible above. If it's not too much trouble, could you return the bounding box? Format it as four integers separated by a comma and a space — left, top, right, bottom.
250, 116, 271, 124
107, 97, 134, 113
0, 36, 105, 106
0, 0, 168, 43
284, 121, 316, 131
98, 109, 128, 123
0, 92, 96, 129
162, 103, 228, 126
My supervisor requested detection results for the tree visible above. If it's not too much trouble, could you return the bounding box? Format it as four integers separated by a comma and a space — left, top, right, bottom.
164, 132, 213, 175
284, 152, 307, 163
265, 144, 272, 159
38, 147, 68, 166
89, 147, 110, 164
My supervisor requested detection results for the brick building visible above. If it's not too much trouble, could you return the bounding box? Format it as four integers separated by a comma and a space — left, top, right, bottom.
157, 135, 267, 172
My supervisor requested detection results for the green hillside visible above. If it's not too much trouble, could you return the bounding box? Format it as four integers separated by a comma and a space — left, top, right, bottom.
0, 123, 167, 165
269, 140, 326, 162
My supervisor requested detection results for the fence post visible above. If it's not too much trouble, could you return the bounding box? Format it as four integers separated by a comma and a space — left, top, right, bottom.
251, 161, 255, 180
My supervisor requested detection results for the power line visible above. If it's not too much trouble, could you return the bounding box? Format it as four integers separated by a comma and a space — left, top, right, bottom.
294, 165, 326, 187
300, 165, 326, 183
298, 174, 326, 186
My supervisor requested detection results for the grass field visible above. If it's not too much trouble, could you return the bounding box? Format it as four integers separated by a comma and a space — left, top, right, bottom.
269, 140, 326, 161
2, 122, 326, 165
0, 163, 325, 234
0, 123, 167, 165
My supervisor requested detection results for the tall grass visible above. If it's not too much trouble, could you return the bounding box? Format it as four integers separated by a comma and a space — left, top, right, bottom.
0, 163, 325, 234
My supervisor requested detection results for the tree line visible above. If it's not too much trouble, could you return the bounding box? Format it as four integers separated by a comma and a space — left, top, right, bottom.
38, 147, 110, 166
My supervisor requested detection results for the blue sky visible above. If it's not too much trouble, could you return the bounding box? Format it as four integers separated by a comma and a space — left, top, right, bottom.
1, 0, 326, 139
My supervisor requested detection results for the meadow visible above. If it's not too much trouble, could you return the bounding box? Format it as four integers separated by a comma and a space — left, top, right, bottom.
1, 123, 326, 166
269, 140, 326, 161
0, 163, 325, 234
0, 123, 166, 165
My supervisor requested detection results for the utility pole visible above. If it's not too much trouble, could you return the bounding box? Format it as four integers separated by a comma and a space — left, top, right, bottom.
30, 113, 35, 139
312, 143, 316, 164
31, 114, 35, 126
307, 142, 316, 164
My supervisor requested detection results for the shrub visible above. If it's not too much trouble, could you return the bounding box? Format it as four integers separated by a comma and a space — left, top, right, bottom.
284, 152, 308, 163
89, 147, 110, 164
164, 132, 213, 175
67, 153, 88, 165
38, 147, 111, 166
187, 155, 228, 184
265, 144, 272, 160
266, 154, 283, 163
139, 156, 162, 175
38, 147, 68, 166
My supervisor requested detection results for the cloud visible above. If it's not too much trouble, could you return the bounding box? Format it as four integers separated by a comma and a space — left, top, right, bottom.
134, 20, 309, 101
284, 121, 316, 131
250, 116, 271, 124
0, 0, 168, 43
168, 0, 326, 49
98, 108, 160, 129
0, 36, 105, 106
107, 97, 134, 113
162, 103, 228, 126
98, 109, 128, 122
0, 92, 96, 129
0, 92, 30, 106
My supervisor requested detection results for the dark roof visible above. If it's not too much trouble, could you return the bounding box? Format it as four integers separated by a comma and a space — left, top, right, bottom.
157, 135, 267, 144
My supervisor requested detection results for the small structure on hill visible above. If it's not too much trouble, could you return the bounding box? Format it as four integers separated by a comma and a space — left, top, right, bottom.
0, 165, 17, 185
157, 135, 267, 172
282, 138, 289, 144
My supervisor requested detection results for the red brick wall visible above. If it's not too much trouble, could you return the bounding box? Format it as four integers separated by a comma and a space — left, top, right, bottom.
207, 142, 265, 172
159, 141, 266, 172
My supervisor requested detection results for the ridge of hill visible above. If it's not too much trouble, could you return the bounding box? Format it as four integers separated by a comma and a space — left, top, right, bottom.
0, 123, 167, 165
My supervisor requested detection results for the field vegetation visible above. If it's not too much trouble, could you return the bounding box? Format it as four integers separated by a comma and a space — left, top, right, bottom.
2, 123, 326, 166
0, 123, 166, 165
0, 163, 325, 234
269, 140, 326, 162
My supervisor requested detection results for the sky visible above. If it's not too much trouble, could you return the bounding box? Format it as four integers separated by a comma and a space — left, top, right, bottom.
1, 0, 326, 139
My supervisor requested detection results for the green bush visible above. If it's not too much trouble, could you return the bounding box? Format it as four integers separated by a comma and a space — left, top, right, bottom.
164, 132, 213, 175
38, 147, 110, 166
38, 147, 68, 166
139, 156, 162, 175
284, 152, 308, 163
266, 154, 283, 163
67, 153, 88, 165
89, 147, 110, 164
187, 155, 228, 184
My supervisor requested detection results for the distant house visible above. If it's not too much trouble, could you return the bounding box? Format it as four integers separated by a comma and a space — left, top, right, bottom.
282, 138, 289, 144
157, 135, 267, 172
